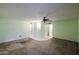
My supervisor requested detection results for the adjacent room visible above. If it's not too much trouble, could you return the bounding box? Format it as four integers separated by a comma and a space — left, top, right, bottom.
0, 3, 79, 55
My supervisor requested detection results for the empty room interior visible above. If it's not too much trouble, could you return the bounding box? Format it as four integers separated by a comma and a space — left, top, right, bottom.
0, 3, 79, 55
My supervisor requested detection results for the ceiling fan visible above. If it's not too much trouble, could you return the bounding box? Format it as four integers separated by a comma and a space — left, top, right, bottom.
43, 17, 52, 24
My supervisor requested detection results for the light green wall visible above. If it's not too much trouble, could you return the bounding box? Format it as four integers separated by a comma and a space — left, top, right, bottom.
53, 17, 78, 42
0, 17, 78, 43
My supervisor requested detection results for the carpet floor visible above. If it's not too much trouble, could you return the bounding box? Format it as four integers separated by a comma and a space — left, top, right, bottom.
0, 38, 78, 55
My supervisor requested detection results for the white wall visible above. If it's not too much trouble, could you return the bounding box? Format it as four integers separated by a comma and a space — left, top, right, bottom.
0, 19, 44, 43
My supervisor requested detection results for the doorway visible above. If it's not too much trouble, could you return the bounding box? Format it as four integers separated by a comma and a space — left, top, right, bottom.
44, 23, 53, 39
28, 21, 53, 41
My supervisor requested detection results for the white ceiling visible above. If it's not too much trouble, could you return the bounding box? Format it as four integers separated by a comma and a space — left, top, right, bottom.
0, 3, 79, 21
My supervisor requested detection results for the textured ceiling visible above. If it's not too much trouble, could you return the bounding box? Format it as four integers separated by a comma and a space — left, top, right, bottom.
0, 3, 79, 21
